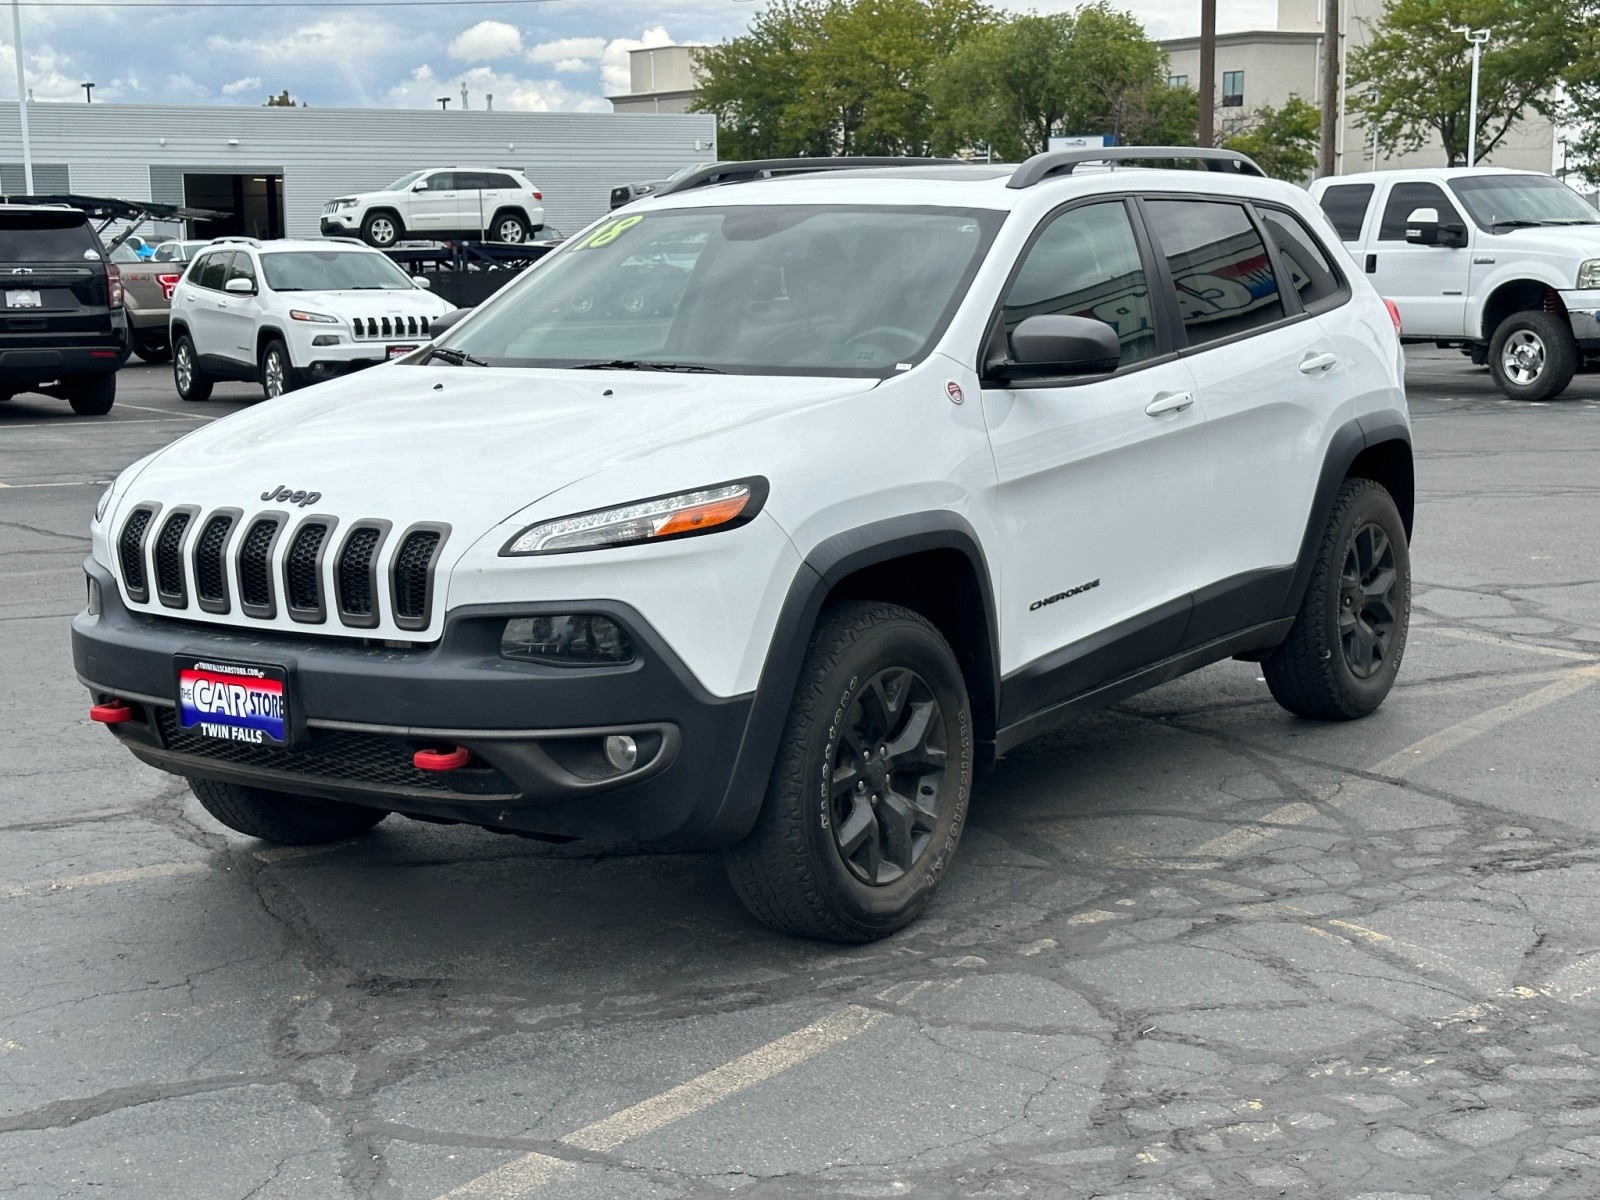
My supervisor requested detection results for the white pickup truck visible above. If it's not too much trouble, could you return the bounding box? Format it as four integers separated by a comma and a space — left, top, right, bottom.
1309, 167, 1600, 401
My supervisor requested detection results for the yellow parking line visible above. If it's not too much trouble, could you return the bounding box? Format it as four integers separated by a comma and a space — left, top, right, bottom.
0, 861, 209, 900
435, 1005, 882, 1198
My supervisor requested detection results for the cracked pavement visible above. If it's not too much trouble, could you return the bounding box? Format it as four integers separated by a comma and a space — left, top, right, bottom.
3, 355, 1600, 1198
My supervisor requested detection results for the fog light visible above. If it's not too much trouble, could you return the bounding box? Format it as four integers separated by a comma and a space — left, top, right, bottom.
603, 734, 638, 772
86, 573, 102, 615
501, 614, 634, 667
312, 334, 341, 346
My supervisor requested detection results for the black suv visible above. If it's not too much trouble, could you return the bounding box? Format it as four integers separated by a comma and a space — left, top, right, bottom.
0, 203, 129, 416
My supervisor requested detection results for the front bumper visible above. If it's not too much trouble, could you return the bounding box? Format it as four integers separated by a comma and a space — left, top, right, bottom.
72, 558, 759, 848
1561, 290, 1600, 349
320, 213, 359, 236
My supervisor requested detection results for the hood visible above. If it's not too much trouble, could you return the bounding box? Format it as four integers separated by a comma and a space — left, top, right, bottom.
281, 288, 452, 318
119, 365, 879, 536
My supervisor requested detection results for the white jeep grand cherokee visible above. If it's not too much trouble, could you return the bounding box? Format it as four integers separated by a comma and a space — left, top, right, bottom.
320, 167, 546, 247
170, 237, 456, 400
77, 150, 1414, 942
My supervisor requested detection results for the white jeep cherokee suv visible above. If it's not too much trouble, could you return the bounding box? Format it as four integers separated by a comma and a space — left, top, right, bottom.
78, 150, 1414, 941
170, 237, 456, 400
320, 167, 546, 248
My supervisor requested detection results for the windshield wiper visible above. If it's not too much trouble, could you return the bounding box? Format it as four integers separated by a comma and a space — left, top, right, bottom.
428, 346, 488, 367
1490, 218, 1555, 229
568, 359, 726, 373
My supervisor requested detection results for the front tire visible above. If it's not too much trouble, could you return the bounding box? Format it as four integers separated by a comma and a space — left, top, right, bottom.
724, 601, 973, 942
1488, 311, 1578, 402
360, 210, 403, 248
1264, 478, 1410, 720
189, 778, 387, 844
173, 334, 213, 403
65, 372, 116, 416
259, 339, 297, 399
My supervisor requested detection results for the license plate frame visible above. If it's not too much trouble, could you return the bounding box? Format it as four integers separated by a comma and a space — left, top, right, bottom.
386, 343, 420, 360
5, 288, 42, 309
174, 656, 289, 748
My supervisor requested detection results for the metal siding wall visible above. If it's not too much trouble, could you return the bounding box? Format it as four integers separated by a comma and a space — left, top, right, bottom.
1, 162, 70, 192
0, 103, 717, 238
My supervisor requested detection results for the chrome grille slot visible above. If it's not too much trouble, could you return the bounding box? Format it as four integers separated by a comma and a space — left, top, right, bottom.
153, 510, 193, 606
236, 516, 285, 618
192, 513, 235, 612
284, 520, 332, 622
390, 526, 447, 631
117, 507, 155, 603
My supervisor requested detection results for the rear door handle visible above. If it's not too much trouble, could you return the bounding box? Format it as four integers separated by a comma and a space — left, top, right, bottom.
1145, 390, 1194, 416
1299, 352, 1338, 375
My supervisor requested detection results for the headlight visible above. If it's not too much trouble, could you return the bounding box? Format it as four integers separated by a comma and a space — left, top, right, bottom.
290, 309, 340, 324
1578, 260, 1600, 289
501, 478, 767, 556
500, 615, 634, 666
337, 198, 358, 209
93, 485, 113, 523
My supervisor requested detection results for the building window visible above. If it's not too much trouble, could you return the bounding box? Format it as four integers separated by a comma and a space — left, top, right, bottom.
1169, 74, 1188, 87
1222, 70, 1244, 107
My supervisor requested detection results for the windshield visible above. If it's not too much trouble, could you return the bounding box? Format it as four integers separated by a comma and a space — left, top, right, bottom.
1449, 175, 1599, 229
435, 205, 1002, 376
385, 171, 427, 192
261, 250, 414, 292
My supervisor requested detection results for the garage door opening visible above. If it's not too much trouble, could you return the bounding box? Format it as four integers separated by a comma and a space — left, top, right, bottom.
182, 173, 284, 239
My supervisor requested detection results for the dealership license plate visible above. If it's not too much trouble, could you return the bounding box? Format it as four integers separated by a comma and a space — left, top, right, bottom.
386, 344, 419, 360
176, 657, 288, 747
5, 289, 41, 308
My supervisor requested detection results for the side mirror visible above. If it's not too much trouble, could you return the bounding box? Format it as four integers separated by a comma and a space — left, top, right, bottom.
413, 180, 430, 191
1404, 207, 1467, 247
429, 307, 472, 337
224, 276, 256, 294
993, 314, 1121, 381
412, 276, 433, 290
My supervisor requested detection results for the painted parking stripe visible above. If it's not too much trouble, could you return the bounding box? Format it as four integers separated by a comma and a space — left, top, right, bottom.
0, 861, 209, 900
435, 1005, 883, 1199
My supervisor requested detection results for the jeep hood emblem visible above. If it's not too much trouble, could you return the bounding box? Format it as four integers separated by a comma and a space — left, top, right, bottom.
260, 484, 323, 508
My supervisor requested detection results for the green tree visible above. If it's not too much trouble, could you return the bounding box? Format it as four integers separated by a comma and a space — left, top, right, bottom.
264, 90, 300, 107
1559, 0, 1600, 180
926, 3, 1191, 159
1347, 0, 1574, 166
1222, 95, 1320, 180
692, 0, 993, 159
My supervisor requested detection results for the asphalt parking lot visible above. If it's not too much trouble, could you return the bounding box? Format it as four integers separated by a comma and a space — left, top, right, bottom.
4, 353, 1600, 1199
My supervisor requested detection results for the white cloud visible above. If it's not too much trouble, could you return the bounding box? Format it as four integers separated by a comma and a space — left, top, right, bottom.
448, 20, 524, 62
526, 36, 606, 65
600, 26, 674, 97
221, 75, 262, 96
382, 62, 604, 114
163, 73, 211, 101
553, 58, 589, 74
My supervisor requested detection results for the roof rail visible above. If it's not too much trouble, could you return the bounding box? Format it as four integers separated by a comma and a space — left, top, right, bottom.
1007, 147, 1266, 189
210, 235, 263, 246
654, 157, 963, 197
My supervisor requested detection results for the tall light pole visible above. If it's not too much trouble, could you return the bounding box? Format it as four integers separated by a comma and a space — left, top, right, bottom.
1454, 26, 1491, 166
1198, 0, 1215, 147
10, 0, 32, 193
1318, 0, 1340, 177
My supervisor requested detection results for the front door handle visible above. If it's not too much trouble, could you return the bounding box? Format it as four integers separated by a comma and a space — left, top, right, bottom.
1299, 352, 1339, 375
1145, 390, 1194, 416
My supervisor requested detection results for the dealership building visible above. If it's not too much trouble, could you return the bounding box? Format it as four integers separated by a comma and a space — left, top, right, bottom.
0, 101, 717, 239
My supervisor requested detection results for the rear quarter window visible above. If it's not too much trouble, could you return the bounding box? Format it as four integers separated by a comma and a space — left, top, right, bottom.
1258, 207, 1348, 314
1317, 184, 1375, 242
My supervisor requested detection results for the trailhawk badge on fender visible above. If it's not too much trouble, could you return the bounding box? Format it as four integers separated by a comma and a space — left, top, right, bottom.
946, 380, 964, 405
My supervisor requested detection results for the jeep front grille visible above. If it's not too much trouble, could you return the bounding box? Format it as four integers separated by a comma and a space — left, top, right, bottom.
113, 508, 445, 633
153, 510, 193, 606
350, 315, 429, 340
117, 507, 155, 603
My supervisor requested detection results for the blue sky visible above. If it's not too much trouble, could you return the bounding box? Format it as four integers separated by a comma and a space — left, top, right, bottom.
1, 0, 1278, 111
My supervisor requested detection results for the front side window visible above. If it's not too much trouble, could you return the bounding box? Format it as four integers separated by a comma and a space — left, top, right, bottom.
1259, 208, 1345, 312
1448, 174, 1600, 231
1377, 182, 1461, 241
1222, 70, 1244, 106
437, 205, 1003, 377
1144, 200, 1284, 347
1318, 184, 1375, 241
261, 250, 413, 292
1001, 201, 1157, 366
423, 172, 456, 191
194, 251, 230, 291
225, 252, 257, 287
384, 171, 426, 192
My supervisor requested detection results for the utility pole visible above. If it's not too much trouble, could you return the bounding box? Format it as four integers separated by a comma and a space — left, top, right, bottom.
1318, 0, 1339, 177
1198, 0, 1216, 147
10, 0, 32, 193
1454, 27, 1490, 166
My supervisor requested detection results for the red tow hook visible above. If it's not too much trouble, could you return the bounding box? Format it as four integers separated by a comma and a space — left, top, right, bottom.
413, 746, 471, 772
90, 701, 134, 725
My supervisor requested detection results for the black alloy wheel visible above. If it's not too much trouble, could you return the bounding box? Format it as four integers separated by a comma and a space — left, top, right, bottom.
828, 666, 949, 886
1338, 521, 1400, 680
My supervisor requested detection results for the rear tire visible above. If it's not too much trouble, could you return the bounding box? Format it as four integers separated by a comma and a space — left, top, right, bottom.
133, 338, 172, 364
174, 334, 213, 403
260, 339, 297, 399
189, 777, 387, 844
1264, 478, 1410, 720
491, 210, 530, 244
724, 601, 973, 942
65, 372, 116, 416
1488, 310, 1578, 401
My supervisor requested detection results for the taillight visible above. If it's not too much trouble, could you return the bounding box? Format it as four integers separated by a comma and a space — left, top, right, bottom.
157, 273, 182, 301
531, 189, 542, 200
1383, 299, 1402, 333
107, 263, 124, 308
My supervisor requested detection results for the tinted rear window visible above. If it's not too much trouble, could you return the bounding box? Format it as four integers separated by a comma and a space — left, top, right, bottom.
0, 217, 98, 262
1318, 184, 1374, 242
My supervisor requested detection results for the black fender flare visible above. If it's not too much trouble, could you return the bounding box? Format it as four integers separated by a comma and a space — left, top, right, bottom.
1283, 414, 1413, 619
709, 512, 1001, 846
